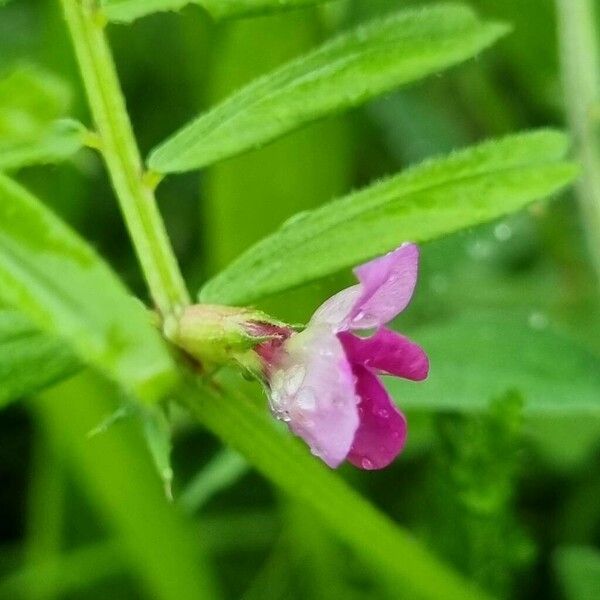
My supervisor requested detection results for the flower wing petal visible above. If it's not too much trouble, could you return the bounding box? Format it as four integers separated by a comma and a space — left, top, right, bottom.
350, 243, 419, 329
269, 325, 360, 468
311, 285, 362, 330
347, 365, 407, 470
339, 328, 429, 381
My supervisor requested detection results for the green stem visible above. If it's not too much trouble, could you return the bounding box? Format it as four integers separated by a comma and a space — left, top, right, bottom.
60, 0, 190, 317
555, 0, 600, 281
183, 380, 493, 600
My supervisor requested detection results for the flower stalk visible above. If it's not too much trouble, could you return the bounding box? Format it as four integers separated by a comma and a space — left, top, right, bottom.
555, 0, 600, 282
59, 0, 190, 318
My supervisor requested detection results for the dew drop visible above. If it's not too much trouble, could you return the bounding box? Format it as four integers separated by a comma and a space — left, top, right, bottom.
494, 222, 513, 242
467, 240, 492, 260
391, 430, 402, 440
352, 310, 366, 323
284, 364, 306, 395
429, 273, 449, 294
272, 407, 291, 422
528, 311, 548, 330
375, 408, 389, 419
296, 387, 316, 411
311, 445, 323, 459
361, 457, 374, 469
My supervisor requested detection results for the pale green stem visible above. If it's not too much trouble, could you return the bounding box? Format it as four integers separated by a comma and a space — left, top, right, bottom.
555, 0, 600, 280
59, 0, 190, 317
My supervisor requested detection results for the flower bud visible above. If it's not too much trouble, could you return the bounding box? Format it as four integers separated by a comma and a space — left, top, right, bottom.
170, 304, 292, 372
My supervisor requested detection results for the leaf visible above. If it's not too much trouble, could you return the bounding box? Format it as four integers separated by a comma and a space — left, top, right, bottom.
101, 0, 330, 22
182, 378, 490, 600
0, 65, 84, 170
0, 174, 177, 402
554, 546, 600, 600
0, 309, 79, 409
178, 448, 247, 514
142, 405, 174, 499
200, 130, 579, 305
35, 372, 218, 600
148, 5, 509, 173
0, 119, 85, 171
388, 311, 600, 415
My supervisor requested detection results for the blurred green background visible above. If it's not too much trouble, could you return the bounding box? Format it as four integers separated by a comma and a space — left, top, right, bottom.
2, 0, 600, 599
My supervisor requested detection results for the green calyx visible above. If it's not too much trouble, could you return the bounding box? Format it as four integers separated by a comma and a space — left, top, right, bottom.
169, 304, 290, 372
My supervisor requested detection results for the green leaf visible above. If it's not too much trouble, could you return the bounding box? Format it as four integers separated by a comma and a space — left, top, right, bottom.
200, 130, 578, 305
0, 65, 84, 170
388, 311, 600, 415
142, 405, 174, 499
148, 5, 509, 173
178, 448, 247, 514
554, 546, 600, 600
0, 119, 85, 171
36, 372, 218, 600
102, 0, 330, 22
0, 309, 79, 409
182, 378, 490, 600
0, 174, 177, 401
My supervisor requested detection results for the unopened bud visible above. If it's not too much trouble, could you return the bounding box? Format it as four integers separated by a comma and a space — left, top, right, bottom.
170, 304, 292, 372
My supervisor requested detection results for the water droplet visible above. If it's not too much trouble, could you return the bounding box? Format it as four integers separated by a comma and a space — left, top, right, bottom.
467, 240, 492, 260
358, 406, 365, 416
296, 387, 316, 411
311, 445, 323, 458
391, 430, 402, 440
285, 364, 305, 395
352, 310, 366, 323
361, 457, 374, 469
429, 273, 449, 294
528, 311, 548, 330
494, 222, 513, 242
375, 408, 389, 419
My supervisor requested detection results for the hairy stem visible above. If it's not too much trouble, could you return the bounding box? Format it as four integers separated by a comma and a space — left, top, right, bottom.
555, 0, 600, 281
60, 0, 190, 317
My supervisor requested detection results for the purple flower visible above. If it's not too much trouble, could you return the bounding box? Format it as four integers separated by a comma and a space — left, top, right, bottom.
260, 243, 429, 470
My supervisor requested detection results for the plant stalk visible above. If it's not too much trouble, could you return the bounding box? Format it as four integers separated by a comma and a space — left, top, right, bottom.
555, 0, 600, 281
60, 0, 190, 317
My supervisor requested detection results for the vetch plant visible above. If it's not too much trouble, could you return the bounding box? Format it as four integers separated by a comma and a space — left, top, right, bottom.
175, 243, 429, 469
0, 0, 588, 599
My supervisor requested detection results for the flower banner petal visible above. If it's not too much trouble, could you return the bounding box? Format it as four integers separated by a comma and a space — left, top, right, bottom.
350, 243, 419, 329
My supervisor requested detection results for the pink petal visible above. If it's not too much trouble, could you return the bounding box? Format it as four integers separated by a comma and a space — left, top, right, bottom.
347, 365, 407, 470
268, 324, 360, 468
339, 328, 429, 381
311, 285, 362, 330
349, 243, 419, 330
